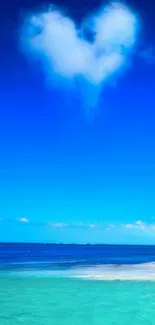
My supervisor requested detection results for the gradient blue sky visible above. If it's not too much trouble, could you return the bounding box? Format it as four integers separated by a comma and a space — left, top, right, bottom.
0, 0, 155, 244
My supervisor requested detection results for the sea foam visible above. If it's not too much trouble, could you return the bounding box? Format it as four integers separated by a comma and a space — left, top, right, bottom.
2, 262, 155, 281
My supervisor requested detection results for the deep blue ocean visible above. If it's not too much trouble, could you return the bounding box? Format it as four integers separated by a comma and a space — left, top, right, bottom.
1, 243, 155, 270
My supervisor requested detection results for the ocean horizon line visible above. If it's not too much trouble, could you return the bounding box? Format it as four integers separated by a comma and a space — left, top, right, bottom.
1, 242, 155, 247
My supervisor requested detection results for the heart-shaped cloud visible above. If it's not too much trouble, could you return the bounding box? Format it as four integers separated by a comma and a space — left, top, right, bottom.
21, 2, 139, 112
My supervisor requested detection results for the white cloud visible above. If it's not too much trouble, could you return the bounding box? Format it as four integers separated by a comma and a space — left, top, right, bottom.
21, 2, 139, 110
123, 221, 145, 229
135, 220, 146, 229
124, 223, 135, 229
89, 223, 98, 228
48, 222, 99, 229
49, 222, 68, 228
105, 224, 115, 231
73, 222, 98, 228
18, 217, 29, 223
72, 222, 86, 228
123, 220, 155, 231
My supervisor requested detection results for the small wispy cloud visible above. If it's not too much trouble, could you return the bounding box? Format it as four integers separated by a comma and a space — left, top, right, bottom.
17, 217, 29, 223
71, 222, 86, 228
21, 2, 139, 112
123, 220, 155, 231
105, 224, 115, 231
135, 220, 146, 229
124, 223, 135, 229
123, 220, 146, 230
48, 222, 68, 228
89, 223, 98, 228
47, 222, 99, 229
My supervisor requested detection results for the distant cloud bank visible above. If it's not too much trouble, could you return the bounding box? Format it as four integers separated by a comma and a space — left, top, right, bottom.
21, 2, 139, 112
1, 217, 155, 232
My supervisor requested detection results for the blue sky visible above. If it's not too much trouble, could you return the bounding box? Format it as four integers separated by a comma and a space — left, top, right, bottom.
1, 0, 155, 244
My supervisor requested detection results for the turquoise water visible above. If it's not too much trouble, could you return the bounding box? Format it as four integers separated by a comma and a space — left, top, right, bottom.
1, 274, 155, 325
1, 244, 155, 324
